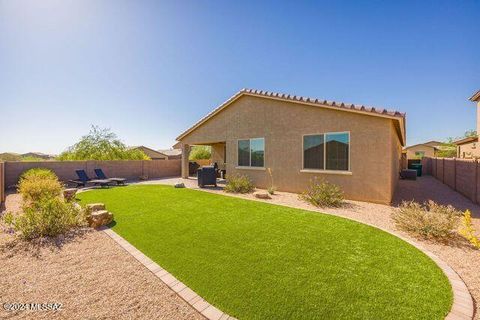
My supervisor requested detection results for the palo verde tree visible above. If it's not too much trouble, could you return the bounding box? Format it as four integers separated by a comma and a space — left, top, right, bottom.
57, 125, 149, 161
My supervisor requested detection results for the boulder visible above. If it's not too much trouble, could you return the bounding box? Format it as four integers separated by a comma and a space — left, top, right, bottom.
254, 192, 271, 200
86, 203, 106, 213
88, 210, 114, 228
174, 183, 185, 188
63, 188, 78, 201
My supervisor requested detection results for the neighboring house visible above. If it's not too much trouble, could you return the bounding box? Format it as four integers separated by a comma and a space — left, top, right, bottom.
158, 148, 182, 160
403, 141, 443, 159
21, 152, 55, 160
131, 146, 168, 160
454, 90, 480, 159
174, 89, 406, 204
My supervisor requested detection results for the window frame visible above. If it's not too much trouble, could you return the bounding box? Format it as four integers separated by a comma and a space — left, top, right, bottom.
236, 137, 265, 169
301, 131, 351, 173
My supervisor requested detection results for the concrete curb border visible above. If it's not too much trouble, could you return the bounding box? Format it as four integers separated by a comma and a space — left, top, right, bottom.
101, 227, 236, 320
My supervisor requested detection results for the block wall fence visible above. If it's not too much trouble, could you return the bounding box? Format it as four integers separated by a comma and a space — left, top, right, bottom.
0, 160, 181, 203
422, 157, 480, 204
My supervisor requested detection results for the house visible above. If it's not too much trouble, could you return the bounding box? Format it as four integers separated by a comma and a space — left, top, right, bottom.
174, 89, 406, 204
403, 141, 443, 159
158, 148, 182, 160
131, 146, 168, 160
454, 90, 480, 159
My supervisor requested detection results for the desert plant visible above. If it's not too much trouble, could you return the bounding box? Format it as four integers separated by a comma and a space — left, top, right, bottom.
9, 197, 85, 239
224, 174, 255, 194
267, 168, 276, 195
20, 168, 57, 181
300, 178, 344, 207
392, 201, 462, 240
18, 168, 62, 202
459, 210, 480, 249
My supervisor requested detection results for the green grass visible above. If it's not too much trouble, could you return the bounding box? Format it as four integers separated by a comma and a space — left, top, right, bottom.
78, 185, 452, 320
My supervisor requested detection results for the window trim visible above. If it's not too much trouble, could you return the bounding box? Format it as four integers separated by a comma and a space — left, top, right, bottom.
301, 131, 351, 173
237, 137, 265, 168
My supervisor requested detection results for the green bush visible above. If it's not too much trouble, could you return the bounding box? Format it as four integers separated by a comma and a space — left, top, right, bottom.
300, 178, 344, 207
224, 174, 255, 194
392, 201, 462, 240
18, 168, 62, 202
13, 197, 85, 239
20, 168, 57, 181
189, 146, 211, 160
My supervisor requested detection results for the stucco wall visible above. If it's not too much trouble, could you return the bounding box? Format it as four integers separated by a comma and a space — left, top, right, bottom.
405, 145, 435, 159
4, 160, 181, 188
458, 140, 480, 159
179, 95, 402, 204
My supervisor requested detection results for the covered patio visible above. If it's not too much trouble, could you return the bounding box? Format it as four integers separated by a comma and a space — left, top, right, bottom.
177, 141, 226, 179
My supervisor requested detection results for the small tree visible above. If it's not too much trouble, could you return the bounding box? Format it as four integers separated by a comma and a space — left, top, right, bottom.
189, 146, 211, 160
57, 125, 150, 161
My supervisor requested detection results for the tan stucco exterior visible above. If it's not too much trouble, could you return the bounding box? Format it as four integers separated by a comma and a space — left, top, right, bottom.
176, 91, 405, 204
457, 138, 480, 159
133, 146, 168, 160
404, 144, 436, 159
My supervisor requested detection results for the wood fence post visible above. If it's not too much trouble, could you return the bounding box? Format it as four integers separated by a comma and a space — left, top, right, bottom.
475, 160, 479, 204
453, 158, 456, 191
442, 158, 445, 183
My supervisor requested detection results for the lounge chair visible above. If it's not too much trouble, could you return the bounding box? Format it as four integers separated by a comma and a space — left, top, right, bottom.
69, 170, 112, 188
197, 166, 217, 188
94, 168, 126, 185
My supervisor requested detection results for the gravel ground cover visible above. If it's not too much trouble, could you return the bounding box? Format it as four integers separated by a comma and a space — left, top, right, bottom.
0, 193, 203, 320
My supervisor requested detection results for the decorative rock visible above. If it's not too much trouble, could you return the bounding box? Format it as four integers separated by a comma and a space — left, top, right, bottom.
254, 192, 271, 200
63, 188, 78, 201
88, 210, 114, 228
174, 183, 185, 188
86, 203, 106, 213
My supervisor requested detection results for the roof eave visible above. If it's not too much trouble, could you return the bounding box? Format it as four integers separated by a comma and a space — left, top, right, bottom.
469, 90, 480, 102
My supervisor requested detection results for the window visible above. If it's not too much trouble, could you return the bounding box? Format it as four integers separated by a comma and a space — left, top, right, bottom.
238, 138, 264, 167
303, 132, 349, 171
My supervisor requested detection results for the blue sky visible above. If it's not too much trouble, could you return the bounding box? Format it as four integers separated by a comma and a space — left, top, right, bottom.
0, 0, 478, 154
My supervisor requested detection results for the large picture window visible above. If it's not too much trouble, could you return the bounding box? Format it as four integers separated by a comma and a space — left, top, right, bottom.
238, 138, 264, 167
303, 132, 349, 171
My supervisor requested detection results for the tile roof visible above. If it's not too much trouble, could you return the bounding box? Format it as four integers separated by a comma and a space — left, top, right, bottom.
176, 88, 406, 141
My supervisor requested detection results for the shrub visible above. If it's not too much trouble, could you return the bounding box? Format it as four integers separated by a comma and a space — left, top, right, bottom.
189, 146, 211, 160
300, 178, 344, 207
18, 168, 62, 202
392, 201, 462, 240
459, 210, 480, 249
224, 174, 255, 194
20, 168, 57, 181
12, 198, 85, 240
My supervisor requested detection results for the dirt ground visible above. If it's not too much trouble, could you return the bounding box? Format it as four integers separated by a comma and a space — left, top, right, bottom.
0, 193, 203, 320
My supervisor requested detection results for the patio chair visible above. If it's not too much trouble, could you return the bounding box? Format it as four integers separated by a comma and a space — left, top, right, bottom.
94, 168, 127, 185
69, 170, 112, 188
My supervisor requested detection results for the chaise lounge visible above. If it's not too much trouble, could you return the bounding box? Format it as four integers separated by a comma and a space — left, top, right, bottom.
69, 169, 112, 188
94, 168, 127, 185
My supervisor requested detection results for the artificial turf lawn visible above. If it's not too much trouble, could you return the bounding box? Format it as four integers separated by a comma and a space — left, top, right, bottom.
78, 185, 452, 320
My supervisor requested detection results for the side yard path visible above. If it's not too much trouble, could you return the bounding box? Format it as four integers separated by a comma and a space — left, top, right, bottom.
145, 176, 479, 320
0, 193, 203, 320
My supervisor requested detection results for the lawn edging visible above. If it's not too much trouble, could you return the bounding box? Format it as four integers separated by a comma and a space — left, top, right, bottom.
100, 226, 237, 320
181, 187, 475, 320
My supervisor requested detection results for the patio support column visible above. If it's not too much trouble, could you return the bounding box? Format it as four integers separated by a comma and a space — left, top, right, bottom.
181, 144, 190, 178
